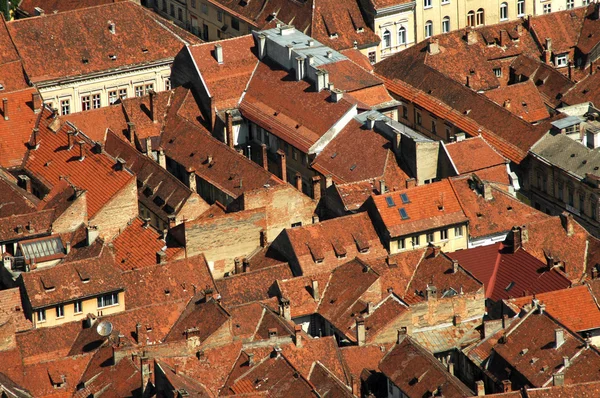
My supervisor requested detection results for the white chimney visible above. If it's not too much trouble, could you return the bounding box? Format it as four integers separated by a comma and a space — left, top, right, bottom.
214, 44, 223, 64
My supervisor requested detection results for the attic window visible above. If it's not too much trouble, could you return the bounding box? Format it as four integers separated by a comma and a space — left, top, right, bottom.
108, 54, 117, 60
350, 164, 357, 171
400, 193, 410, 204
48, 370, 65, 388
142, 48, 149, 53
353, 233, 369, 253
76, 268, 90, 283
399, 208, 409, 220
153, 196, 165, 206
143, 187, 153, 197
331, 152, 337, 159
82, 58, 89, 64
308, 243, 325, 263
386, 197, 396, 207
40, 277, 55, 292
0, 83, 4, 91
332, 239, 347, 259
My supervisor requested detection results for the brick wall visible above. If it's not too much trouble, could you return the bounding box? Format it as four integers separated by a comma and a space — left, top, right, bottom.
51, 190, 88, 234
90, 177, 138, 241
176, 192, 210, 224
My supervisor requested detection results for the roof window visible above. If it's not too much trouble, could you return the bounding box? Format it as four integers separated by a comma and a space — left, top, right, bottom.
399, 208, 409, 220
386, 197, 396, 207
400, 193, 410, 204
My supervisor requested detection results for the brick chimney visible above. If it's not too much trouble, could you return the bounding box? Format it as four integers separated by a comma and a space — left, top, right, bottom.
276, 149, 286, 182
31, 127, 39, 150
512, 226, 522, 252
225, 110, 234, 148
476, 380, 485, 396
452, 259, 459, 274
499, 30, 509, 47
32, 92, 42, 113
544, 38, 552, 65
280, 297, 291, 320
149, 90, 157, 123
295, 172, 302, 191
127, 122, 136, 144
261, 144, 268, 170
234, 258, 242, 274
356, 317, 366, 346
2, 98, 8, 120
260, 229, 268, 248
312, 176, 321, 201
294, 324, 302, 348
466, 28, 478, 45
406, 178, 416, 189
427, 38, 440, 55
425, 285, 437, 301
560, 212, 574, 236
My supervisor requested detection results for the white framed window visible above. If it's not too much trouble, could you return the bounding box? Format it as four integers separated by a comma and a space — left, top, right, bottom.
383, 30, 391, 48
74, 300, 83, 314
566, 0, 574, 9
543, 3, 551, 13
164, 78, 171, 91
424, 0, 432, 8
467, 11, 475, 27
108, 90, 118, 104
119, 88, 127, 100
398, 26, 406, 45
135, 85, 144, 97
56, 304, 64, 318
494, 67, 502, 77
37, 309, 46, 322
92, 93, 101, 109
427, 232, 434, 243
368, 51, 376, 64
399, 238, 405, 250
555, 53, 568, 67
440, 229, 448, 240
145, 83, 154, 94
454, 226, 463, 237
583, 0, 591, 4
81, 95, 91, 111
60, 99, 70, 115
500, 2, 508, 20
425, 21, 433, 38
411, 235, 420, 247
476, 8, 484, 26
441, 0, 450, 4
517, 0, 525, 16
442, 16, 450, 33
97, 292, 119, 308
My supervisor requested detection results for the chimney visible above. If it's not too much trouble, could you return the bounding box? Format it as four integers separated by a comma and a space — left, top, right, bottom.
243, 258, 251, 273
115, 157, 126, 171
502, 380, 512, 393
260, 143, 268, 170
326, 50, 333, 59
260, 229, 268, 248
560, 212, 574, 236
140, 354, 151, 396
367, 301, 375, 315
545, 37, 552, 52
2, 98, 8, 120
351, 375, 360, 397
312, 176, 321, 201
425, 285, 437, 301
277, 149, 287, 182
466, 75, 472, 88
330, 89, 343, 102
127, 122, 136, 144
325, 175, 333, 188
453, 314, 462, 326
452, 259, 459, 274
18, 175, 31, 193
77, 141, 85, 161
466, 28, 477, 45
499, 30, 509, 47
553, 373, 565, 387
555, 328, 565, 349
168, 215, 177, 229
187, 167, 197, 192
294, 325, 302, 348
356, 317, 366, 346
427, 38, 440, 55
406, 178, 416, 189
503, 99, 511, 109
156, 147, 166, 168
448, 362, 455, 375
142, 218, 151, 228
432, 245, 441, 258
257, 33, 266, 59
280, 297, 291, 320
108, 21, 116, 34
225, 110, 234, 148
31, 127, 39, 149
67, 131, 75, 150
248, 352, 255, 366
539, 303, 546, 315
379, 179, 386, 194
312, 214, 319, 223
65, 241, 71, 254
512, 226, 522, 252
156, 250, 167, 264
214, 44, 223, 64
295, 172, 303, 191
563, 356, 569, 368
397, 327, 407, 343
234, 258, 242, 274
502, 314, 508, 329
366, 115, 376, 130
149, 90, 157, 123
311, 280, 319, 301
86, 225, 99, 246
32, 92, 42, 113
476, 380, 485, 396
295, 56, 305, 81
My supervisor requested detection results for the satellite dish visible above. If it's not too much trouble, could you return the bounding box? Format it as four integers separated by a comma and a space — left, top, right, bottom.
96, 320, 113, 337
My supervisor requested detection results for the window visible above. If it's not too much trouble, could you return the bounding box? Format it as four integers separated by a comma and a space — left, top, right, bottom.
399, 238, 405, 250
92, 93, 101, 109
441, 0, 450, 4
454, 226, 463, 237
386, 196, 396, 207
217, 9, 223, 22
543, 3, 551, 13
558, 183, 563, 201
56, 304, 64, 318
191, 0, 196, 8
74, 301, 82, 314
427, 232, 434, 243
467, 11, 475, 27
201, 2, 208, 13
398, 27, 406, 45
402, 105, 408, 119
580, 194, 585, 212
108, 90, 118, 104
164, 78, 171, 91
37, 309, 46, 322
500, 2, 508, 20
411, 235, 420, 247
494, 68, 502, 78
442, 16, 450, 33
517, 0, 525, 16
566, 0, 574, 9
416, 111, 422, 126
162, 0, 167, 12
60, 99, 70, 115
476, 8, 484, 26
119, 88, 127, 100
555, 53, 568, 67
424, 0, 432, 8
145, 83, 154, 94
568, 188, 574, 206
231, 17, 240, 31
401, 193, 410, 204
583, 0, 590, 4
291, 222, 302, 228
170, 4, 174, 17
368, 51, 376, 64
431, 120, 437, 134
399, 208, 409, 220
97, 292, 119, 308
440, 229, 448, 240
81, 95, 91, 111
135, 85, 144, 97
445, 126, 452, 140
383, 30, 391, 48
178, 8, 183, 22
425, 21, 433, 38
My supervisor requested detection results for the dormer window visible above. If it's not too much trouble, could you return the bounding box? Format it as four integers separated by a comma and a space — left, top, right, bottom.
555, 53, 568, 68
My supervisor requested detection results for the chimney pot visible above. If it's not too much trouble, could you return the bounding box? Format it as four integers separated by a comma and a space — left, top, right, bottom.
276, 149, 287, 182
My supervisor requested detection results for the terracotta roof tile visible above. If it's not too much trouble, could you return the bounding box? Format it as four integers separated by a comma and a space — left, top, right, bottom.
340, 344, 390, 380
17, 0, 124, 15
277, 273, 330, 317
74, 348, 140, 398
6, 2, 199, 83
445, 136, 507, 175
0, 88, 40, 168
527, 381, 600, 397
529, 7, 587, 54
0, 175, 39, 218
61, 103, 127, 143
563, 71, 600, 106
577, 5, 600, 54
20, 354, 92, 397
16, 321, 82, 365
483, 81, 550, 123
370, 179, 467, 237
308, 361, 353, 397
164, 297, 230, 343
0, 288, 31, 332
281, 335, 349, 383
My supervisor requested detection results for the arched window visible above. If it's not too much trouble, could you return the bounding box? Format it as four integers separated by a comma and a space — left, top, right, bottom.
500, 2, 508, 20
425, 21, 433, 38
398, 26, 406, 45
517, 0, 525, 16
442, 16, 450, 33
467, 11, 475, 27
383, 30, 391, 48
476, 8, 485, 26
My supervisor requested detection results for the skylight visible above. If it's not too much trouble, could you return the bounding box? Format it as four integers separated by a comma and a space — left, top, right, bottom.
400, 193, 410, 204
399, 208, 409, 220
386, 197, 396, 207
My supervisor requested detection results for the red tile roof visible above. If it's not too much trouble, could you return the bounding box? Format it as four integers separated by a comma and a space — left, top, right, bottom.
276, 273, 331, 317
340, 344, 390, 380
6, 2, 199, 83
17, 0, 124, 16
483, 81, 550, 123
529, 7, 587, 54
60, 102, 127, 144
507, 284, 600, 333
444, 136, 507, 175
24, 108, 135, 218
448, 243, 571, 302
577, 5, 600, 55
0, 288, 32, 332
0, 88, 40, 168
370, 179, 467, 237
164, 297, 231, 343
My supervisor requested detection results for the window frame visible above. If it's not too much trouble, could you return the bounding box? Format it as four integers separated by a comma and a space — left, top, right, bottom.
555, 53, 568, 68
398, 26, 406, 45
454, 226, 463, 237
60, 99, 70, 115
424, 0, 432, 8
500, 2, 508, 20
476, 8, 485, 26
74, 300, 83, 314
37, 309, 46, 323
442, 16, 450, 33
517, 0, 525, 16
383, 29, 391, 48
56, 304, 64, 318
425, 20, 433, 38
440, 229, 448, 240
467, 11, 475, 27
97, 292, 119, 309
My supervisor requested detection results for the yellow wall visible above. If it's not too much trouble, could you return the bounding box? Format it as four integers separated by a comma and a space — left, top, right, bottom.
532, 0, 590, 15
33, 291, 125, 329
389, 222, 468, 254
373, 8, 416, 63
